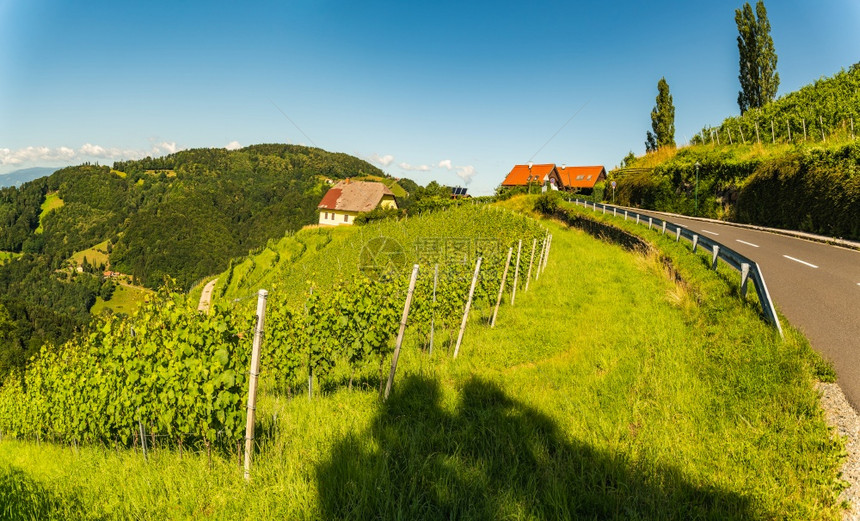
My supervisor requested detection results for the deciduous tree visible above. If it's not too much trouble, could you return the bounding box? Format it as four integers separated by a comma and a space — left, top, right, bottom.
646, 77, 675, 152
736, 1, 779, 113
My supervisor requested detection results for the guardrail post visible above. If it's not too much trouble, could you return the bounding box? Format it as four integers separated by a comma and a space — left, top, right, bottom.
692, 234, 699, 253
661, 222, 666, 235
740, 263, 750, 297
636, 215, 640, 225
613, 207, 617, 216
751, 265, 784, 337
602, 205, 606, 214
648, 217, 652, 230
675, 227, 681, 242
712, 245, 720, 269
624, 211, 628, 221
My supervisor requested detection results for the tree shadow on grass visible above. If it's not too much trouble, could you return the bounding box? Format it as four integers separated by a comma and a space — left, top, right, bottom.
316, 375, 760, 520
0, 465, 106, 521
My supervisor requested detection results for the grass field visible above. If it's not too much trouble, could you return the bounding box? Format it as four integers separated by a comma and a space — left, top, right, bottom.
90, 284, 153, 316
34, 192, 64, 234
0, 200, 845, 519
0, 251, 21, 264
69, 240, 110, 268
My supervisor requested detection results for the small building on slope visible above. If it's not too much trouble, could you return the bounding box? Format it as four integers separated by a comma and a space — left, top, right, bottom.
317, 180, 398, 226
501, 163, 558, 190
554, 165, 607, 194
501, 163, 607, 195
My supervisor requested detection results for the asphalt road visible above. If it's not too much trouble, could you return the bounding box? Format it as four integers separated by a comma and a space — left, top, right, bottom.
614, 207, 860, 410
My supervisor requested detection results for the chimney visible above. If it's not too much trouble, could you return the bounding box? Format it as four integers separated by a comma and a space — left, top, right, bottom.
561, 164, 566, 170
527, 161, 534, 170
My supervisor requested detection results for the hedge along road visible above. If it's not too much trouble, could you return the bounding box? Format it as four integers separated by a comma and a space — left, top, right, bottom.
619, 206, 860, 410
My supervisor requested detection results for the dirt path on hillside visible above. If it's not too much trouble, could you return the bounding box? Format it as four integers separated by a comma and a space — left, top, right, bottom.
197, 279, 218, 314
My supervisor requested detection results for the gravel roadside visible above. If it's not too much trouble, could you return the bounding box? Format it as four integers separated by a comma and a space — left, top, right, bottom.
819, 382, 860, 520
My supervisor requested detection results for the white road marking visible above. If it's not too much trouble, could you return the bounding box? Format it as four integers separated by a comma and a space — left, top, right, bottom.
736, 239, 759, 248
701, 229, 720, 236
783, 255, 818, 269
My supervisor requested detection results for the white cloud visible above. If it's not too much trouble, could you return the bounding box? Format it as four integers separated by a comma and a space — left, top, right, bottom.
152, 141, 181, 155
225, 141, 242, 151
398, 162, 431, 172
79, 143, 107, 156
455, 165, 477, 185
369, 153, 395, 167
1, 146, 74, 166
438, 159, 453, 170
0, 141, 187, 168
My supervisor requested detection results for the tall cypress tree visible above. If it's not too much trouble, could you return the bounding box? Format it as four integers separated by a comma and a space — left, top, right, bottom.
646, 77, 675, 152
736, 0, 779, 114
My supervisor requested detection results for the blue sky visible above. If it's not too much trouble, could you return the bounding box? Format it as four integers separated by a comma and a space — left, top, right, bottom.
1, 0, 858, 195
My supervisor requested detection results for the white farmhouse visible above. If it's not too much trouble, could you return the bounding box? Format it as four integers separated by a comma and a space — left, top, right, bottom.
317, 180, 398, 226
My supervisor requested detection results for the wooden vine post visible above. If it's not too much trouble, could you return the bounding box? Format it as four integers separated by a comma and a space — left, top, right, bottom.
524, 239, 537, 291
384, 265, 419, 400
429, 264, 438, 355
244, 289, 268, 481
453, 257, 482, 359
511, 239, 522, 305
491, 247, 513, 327
542, 234, 552, 273
535, 237, 546, 281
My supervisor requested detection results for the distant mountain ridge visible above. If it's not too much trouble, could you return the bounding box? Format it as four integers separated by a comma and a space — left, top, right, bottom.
0, 167, 60, 188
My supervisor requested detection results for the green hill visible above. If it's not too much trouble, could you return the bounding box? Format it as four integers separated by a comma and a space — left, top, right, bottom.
0, 144, 389, 377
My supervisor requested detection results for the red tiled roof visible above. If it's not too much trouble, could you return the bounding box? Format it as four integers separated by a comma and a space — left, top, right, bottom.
318, 187, 342, 210
317, 181, 395, 212
501, 164, 556, 186
556, 166, 606, 189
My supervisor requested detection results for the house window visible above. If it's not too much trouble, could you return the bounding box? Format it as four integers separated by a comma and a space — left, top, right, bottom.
587, 175, 592, 180
344, 214, 349, 222
576, 175, 584, 180
324, 212, 329, 219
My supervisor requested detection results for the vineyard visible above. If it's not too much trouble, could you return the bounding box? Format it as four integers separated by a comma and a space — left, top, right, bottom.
0, 205, 548, 450
692, 63, 860, 146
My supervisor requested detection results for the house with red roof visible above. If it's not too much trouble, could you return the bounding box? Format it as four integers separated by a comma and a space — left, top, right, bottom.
554, 165, 607, 193
501, 163, 606, 194
501, 163, 558, 190
317, 179, 398, 226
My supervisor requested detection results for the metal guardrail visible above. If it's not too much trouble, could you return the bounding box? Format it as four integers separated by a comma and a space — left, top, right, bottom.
571, 199, 783, 337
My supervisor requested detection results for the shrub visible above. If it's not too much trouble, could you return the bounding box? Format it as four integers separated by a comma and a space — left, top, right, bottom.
534, 191, 562, 215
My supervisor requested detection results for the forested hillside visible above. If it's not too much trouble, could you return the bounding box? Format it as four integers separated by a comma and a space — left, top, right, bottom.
0, 144, 384, 376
